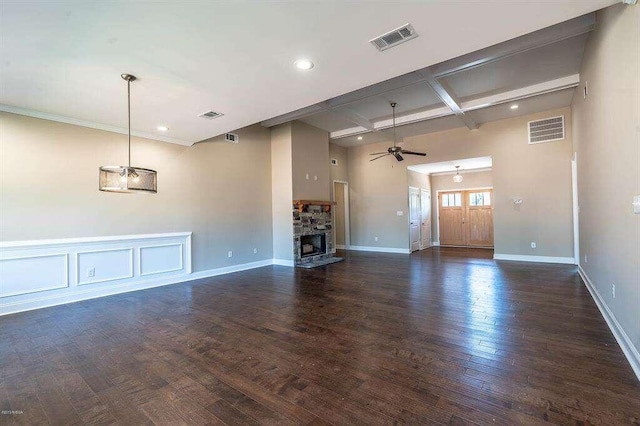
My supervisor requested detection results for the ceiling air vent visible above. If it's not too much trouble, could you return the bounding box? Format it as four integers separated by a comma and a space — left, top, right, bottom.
225, 133, 239, 143
199, 110, 224, 120
528, 116, 565, 144
370, 24, 418, 52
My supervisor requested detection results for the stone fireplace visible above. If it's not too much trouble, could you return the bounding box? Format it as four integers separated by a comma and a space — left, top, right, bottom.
293, 200, 334, 265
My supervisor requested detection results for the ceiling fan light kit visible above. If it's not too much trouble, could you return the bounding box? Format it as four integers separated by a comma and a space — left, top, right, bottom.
99, 74, 157, 194
370, 102, 427, 162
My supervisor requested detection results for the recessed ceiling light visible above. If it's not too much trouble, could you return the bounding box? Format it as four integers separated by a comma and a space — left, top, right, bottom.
294, 59, 314, 70
357, 136, 363, 140
157, 125, 169, 132
510, 104, 519, 110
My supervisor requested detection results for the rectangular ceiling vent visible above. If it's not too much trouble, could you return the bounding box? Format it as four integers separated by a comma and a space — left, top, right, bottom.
528, 116, 565, 144
199, 111, 224, 120
225, 133, 239, 143
370, 24, 418, 51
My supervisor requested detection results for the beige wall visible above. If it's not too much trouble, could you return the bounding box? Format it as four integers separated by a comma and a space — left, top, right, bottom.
291, 121, 330, 201
572, 5, 639, 354
348, 107, 574, 255
270, 123, 294, 261
408, 169, 430, 192
430, 170, 493, 242
1, 112, 273, 271
329, 143, 349, 184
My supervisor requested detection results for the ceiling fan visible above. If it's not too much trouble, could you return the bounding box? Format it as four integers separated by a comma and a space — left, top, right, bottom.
370, 102, 427, 162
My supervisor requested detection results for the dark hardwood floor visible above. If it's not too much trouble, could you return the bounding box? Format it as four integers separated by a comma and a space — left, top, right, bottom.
1, 248, 639, 425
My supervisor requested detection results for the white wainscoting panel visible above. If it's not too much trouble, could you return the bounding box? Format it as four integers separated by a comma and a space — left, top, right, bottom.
77, 248, 134, 286
139, 244, 183, 277
0, 253, 69, 298
1, 232, 192, 315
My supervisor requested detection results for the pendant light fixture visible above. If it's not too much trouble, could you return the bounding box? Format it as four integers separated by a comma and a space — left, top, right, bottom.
453, 166, 463, 183
99, 74, 157, 193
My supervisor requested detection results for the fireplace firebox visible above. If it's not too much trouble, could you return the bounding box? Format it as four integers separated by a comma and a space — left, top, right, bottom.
300, 234, 326, 258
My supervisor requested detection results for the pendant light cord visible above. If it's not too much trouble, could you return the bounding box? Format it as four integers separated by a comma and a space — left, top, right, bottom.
392, 103, 397, 148
127, 78, 131, 167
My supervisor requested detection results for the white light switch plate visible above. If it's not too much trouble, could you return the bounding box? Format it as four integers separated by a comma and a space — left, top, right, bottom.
396, 211, 403, 216
633, 195, 640, 214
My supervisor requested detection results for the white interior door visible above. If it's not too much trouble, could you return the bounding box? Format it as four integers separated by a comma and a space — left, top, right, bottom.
420, 189, 431, 249
409, 187, 421, 252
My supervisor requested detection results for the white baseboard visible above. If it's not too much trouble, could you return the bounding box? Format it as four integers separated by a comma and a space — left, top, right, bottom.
272, 258, 295, 267
431, 241, 440, 246
1, 258, 288, 316
347, 246, 411, 254
493, 254, 575, 264
335, 245, 346, 250
578, 266, 640, 382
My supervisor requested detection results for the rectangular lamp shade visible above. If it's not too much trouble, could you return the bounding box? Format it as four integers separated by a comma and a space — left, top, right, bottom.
99, 166, 157, 193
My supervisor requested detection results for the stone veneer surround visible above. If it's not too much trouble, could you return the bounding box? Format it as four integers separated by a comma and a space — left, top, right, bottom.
293, 202, 333, 265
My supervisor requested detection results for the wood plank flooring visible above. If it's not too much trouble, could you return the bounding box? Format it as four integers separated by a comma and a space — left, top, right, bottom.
1, 247, 639, 425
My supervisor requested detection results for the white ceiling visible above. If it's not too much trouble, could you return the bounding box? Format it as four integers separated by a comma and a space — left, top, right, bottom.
0, 1, 615, 146
408, 157, 493, 175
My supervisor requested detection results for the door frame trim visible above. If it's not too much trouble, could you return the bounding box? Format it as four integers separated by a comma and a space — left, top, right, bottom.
332, 180, 350, 250
436, 186, 493, 246
419, 188, 431, 250
408, 186, 421, 253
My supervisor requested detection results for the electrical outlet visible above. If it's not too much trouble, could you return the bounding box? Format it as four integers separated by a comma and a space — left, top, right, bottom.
253, 248, 258, 254
305, 173, 309, 180
530, 242, 536, 249
314, 175, 318, 181
584, 254, 588, 263
228, 251, 233, 258
612, 283, 616, 299
374, 236, 379, 242
396, 211, 403, 216
87, 268, 95, 278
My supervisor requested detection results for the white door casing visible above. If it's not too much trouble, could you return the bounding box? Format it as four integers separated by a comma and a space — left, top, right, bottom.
420, 189, 431, 249
409, 186, 421, 252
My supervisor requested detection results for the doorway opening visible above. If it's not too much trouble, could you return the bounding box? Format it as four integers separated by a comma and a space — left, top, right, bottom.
332, 181, 350, 250
408, 156, 493, 250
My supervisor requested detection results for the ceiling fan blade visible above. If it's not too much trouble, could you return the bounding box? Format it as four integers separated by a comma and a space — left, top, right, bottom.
393, 152, 404, 161
401, 150, 427, 156
369, 153, 391, 162
369, 152, 389, 155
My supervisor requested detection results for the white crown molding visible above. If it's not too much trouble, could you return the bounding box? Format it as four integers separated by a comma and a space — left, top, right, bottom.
578, 266, 640, 382
0, 104, 194, 147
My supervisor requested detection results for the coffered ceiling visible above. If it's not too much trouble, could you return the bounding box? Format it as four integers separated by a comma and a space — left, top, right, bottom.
0, 1, 615, 146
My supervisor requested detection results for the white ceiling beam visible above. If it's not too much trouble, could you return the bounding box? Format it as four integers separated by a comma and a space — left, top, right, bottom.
416, 69, 477, 130
460, 74, 580, 111
329, 74, 579, 140
259, 104, 326, 127
430, 14, 595, 78
331, 106, 452, 139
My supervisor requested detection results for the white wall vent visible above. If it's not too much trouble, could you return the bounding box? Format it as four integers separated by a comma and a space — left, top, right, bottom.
370, 24, 418, 52
199, 111, 224, 120
528, 116, 565, 144
224, 133, 238, 143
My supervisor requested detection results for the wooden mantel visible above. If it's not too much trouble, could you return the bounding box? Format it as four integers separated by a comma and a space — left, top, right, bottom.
293, 200, 336, 212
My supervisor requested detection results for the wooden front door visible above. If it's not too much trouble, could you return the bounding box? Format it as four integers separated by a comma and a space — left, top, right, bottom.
439, 192, 466, 246
439, 189, 494, 248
